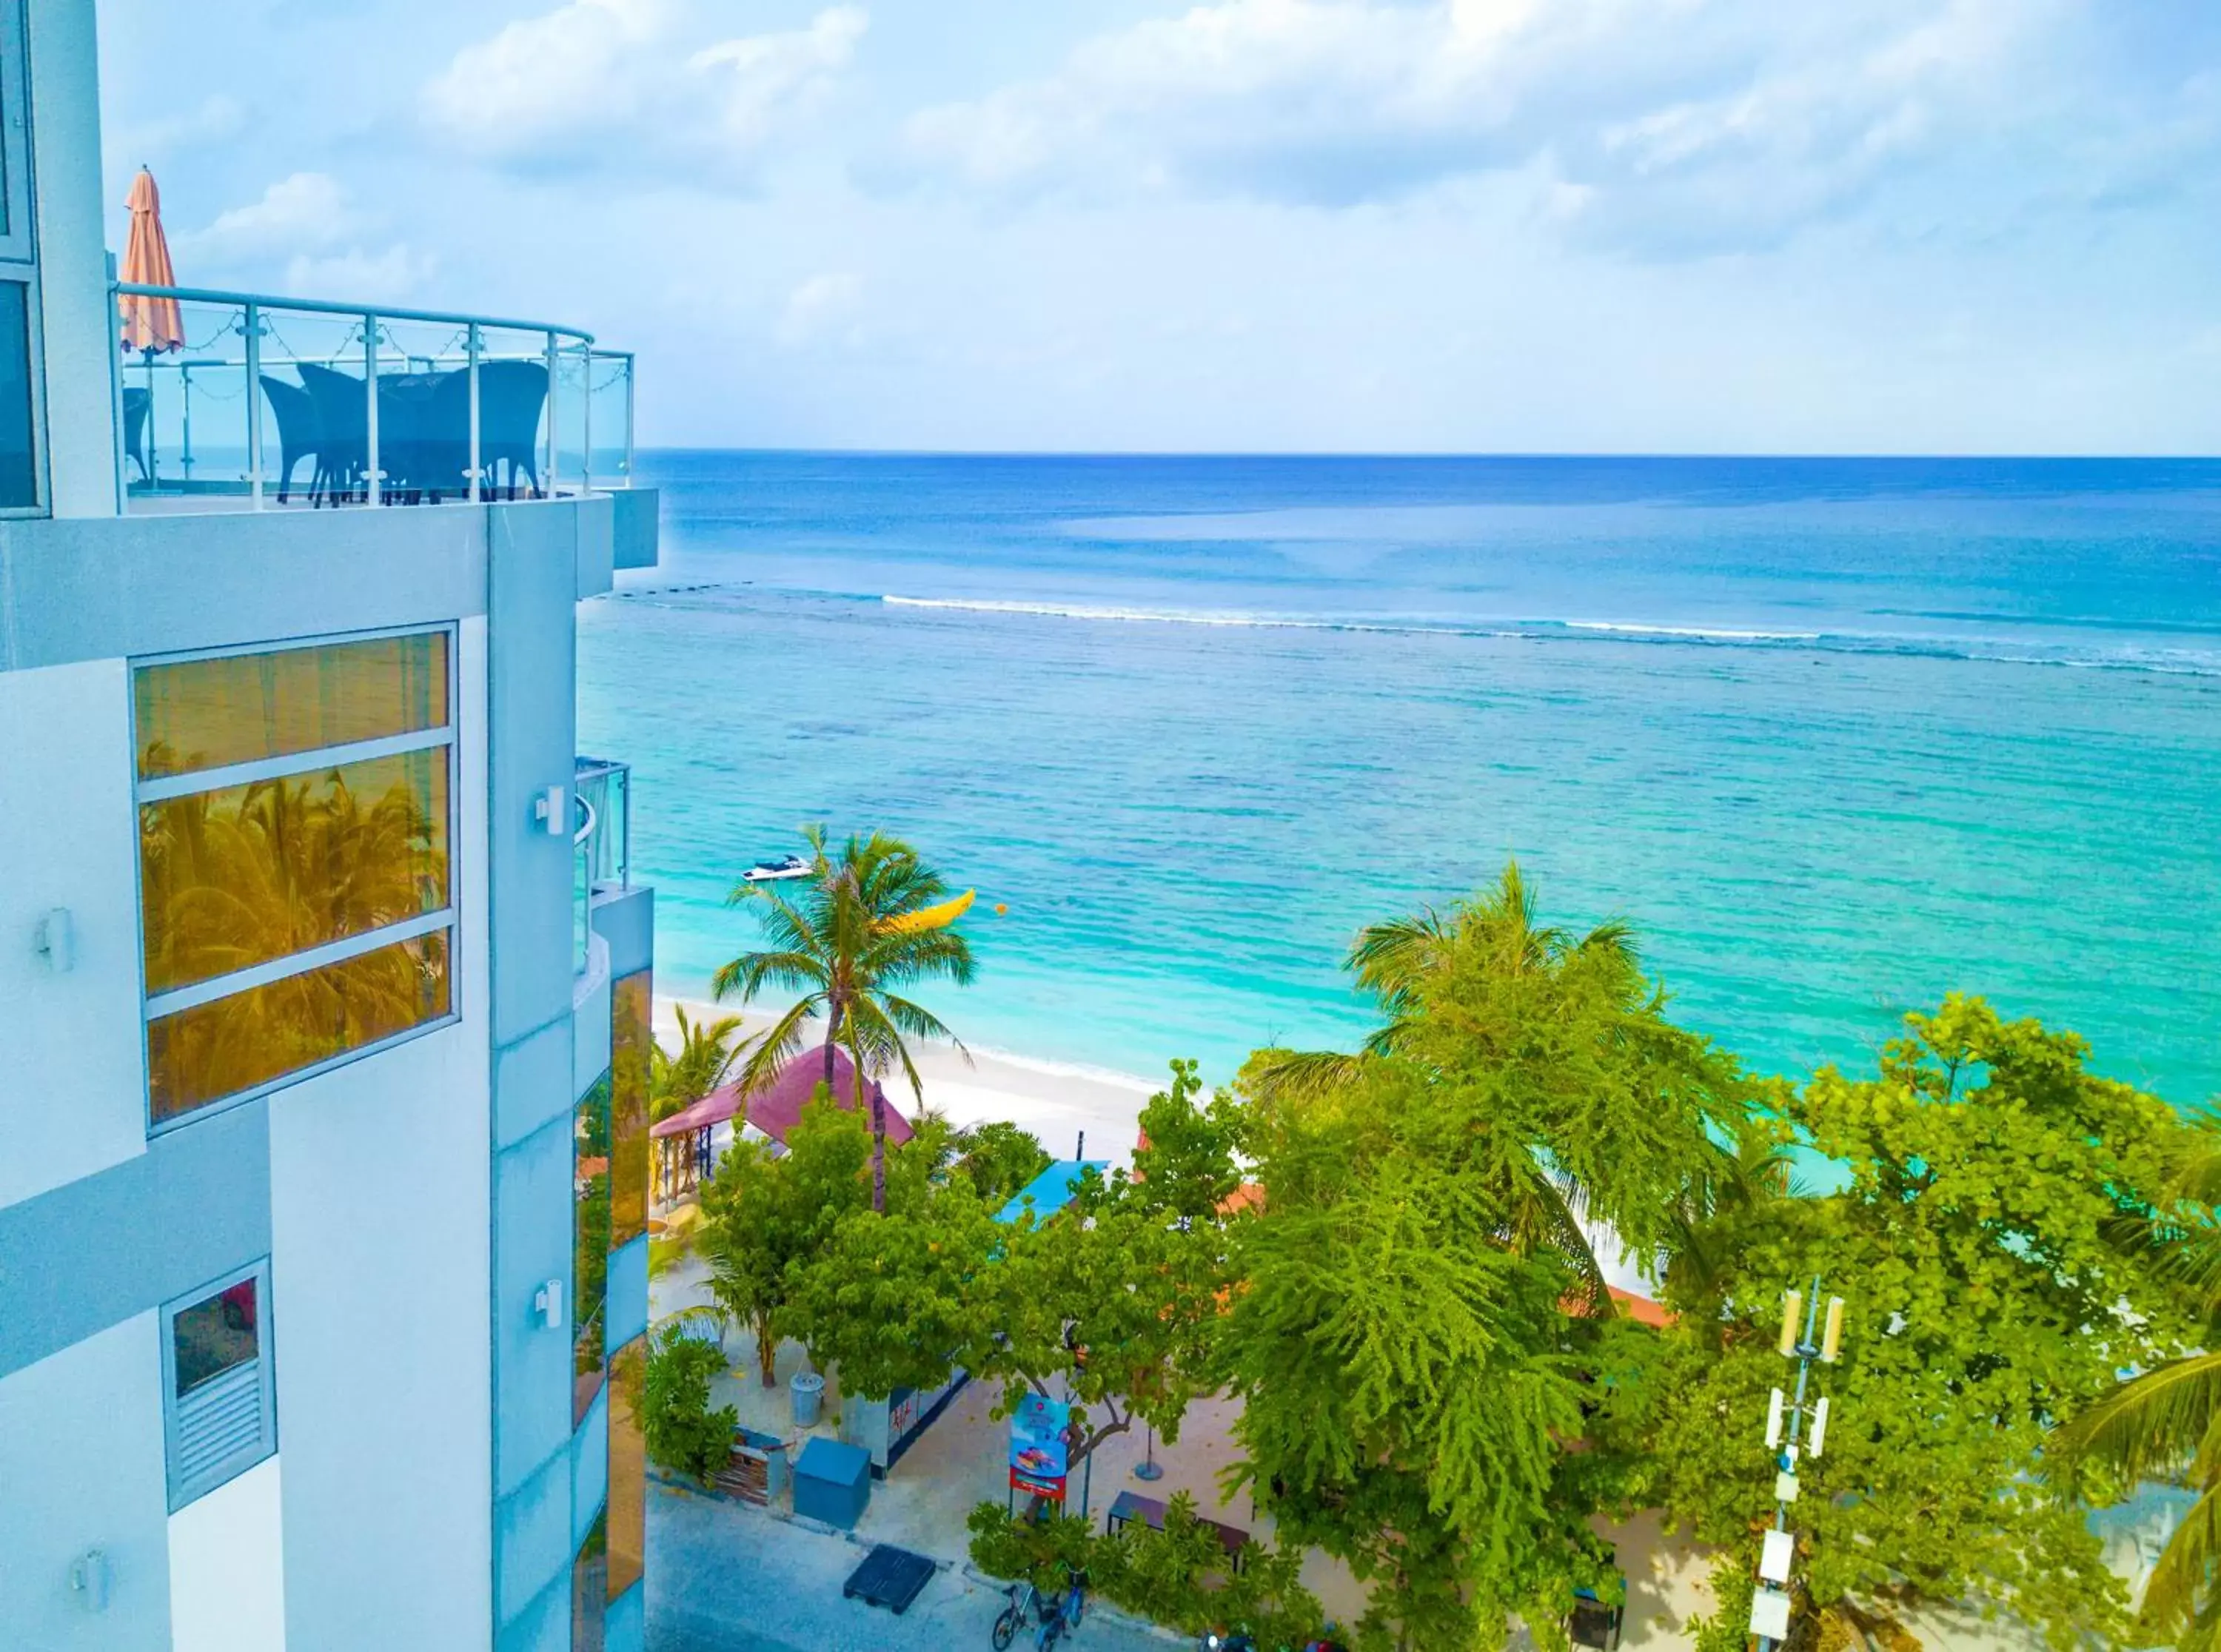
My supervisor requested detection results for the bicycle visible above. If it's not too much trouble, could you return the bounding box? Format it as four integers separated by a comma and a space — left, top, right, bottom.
992, 1581, 1044, 1651
1036, 1566, 1086, 1648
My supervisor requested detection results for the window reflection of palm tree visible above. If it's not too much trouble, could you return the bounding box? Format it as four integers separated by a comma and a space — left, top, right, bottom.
140, 747, 449, 1111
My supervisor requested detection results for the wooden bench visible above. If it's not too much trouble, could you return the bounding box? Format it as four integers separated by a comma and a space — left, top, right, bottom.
1103, 1489, 1248, 1574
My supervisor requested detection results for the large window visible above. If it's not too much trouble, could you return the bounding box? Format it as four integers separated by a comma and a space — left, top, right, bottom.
610, 972, 651, 1246
608, 1337, 646, 1603
574, 1072, 612, 1423
134, 631, 456, 1126
0, 278, 36, 508
161, 1261, 277, 1511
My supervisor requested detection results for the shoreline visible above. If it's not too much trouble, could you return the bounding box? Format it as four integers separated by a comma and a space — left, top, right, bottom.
657, 995, 1162, 1170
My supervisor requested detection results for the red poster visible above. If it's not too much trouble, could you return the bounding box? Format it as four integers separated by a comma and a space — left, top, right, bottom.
1009, 1464, 1067, 1502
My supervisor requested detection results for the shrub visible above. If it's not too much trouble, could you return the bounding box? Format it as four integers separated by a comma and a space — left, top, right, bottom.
642, 1323, 737, 1484
966, 1494, 1323, 1642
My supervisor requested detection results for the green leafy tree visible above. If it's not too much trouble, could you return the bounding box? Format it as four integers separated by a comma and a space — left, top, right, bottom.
641, 1323, 738, 1484
2054, 1110, 2221, 1651
1222, 1054, 1603, 1651
712, 825, 977, 1212
951, 1120, 1052, 1205
1223, 869, 1741, 1648
1130, 1059, 1247, 1223
1250, 861, 1746, 1306
785, 1164, 1000, 1400
1609, 996, 2192, 1649
698, 1092, 871, 1385
966, 1062, 1242, 1483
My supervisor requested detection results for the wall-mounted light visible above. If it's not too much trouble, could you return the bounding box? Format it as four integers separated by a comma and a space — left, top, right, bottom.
68, 1548, 109, 1613
32, 907, 73, 974
532, 785, 566, 836
533, 1278, 564, 1331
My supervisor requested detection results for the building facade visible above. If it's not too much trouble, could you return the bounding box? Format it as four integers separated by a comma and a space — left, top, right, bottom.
0, 2, 660, 1647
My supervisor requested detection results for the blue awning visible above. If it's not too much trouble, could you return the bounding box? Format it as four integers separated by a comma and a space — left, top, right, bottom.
995, 1159, 1110, 1225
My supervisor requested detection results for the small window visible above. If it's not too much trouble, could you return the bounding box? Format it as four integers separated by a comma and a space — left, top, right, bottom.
0, 278, 35, 508
162, 1262, 277, 1511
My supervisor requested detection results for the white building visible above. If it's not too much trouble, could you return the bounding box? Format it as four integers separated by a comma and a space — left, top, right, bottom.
0, 2, 661, 1648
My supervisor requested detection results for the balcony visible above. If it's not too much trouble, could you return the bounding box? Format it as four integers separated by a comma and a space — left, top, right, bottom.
114, 283, 634, 514
574, 756, 632, 976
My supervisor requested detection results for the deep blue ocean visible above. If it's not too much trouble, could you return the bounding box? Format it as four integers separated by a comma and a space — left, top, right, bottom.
576, 453, 2220, 1107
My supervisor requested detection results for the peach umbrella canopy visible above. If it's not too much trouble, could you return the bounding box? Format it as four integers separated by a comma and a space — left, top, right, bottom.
118, 167, 182, 353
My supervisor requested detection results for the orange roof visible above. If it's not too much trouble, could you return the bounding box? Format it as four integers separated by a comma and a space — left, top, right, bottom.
1219, 1183, 1265, 1216
1567, 1285, 1674, 1327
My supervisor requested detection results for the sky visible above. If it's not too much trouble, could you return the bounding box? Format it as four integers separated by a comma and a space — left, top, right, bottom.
93, 0, 2221, 454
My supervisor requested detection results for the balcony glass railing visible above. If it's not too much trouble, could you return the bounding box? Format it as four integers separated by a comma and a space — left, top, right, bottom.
113, 283, 634, 514
573, 756, 632, 977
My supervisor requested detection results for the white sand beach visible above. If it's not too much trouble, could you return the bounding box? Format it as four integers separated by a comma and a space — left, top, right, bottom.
657, 997, 1164, 1169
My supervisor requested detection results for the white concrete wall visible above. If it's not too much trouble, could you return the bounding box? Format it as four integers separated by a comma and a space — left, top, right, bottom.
168, 1455, 287, 1652
0, 655, 145, 1209
0, 1313, 172, 1651
25, 0, 118, 518
266, 617, 494, 1649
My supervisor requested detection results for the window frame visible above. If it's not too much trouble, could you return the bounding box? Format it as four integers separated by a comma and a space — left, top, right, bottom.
0, 0, 47, 517
0, 0, 34, 266
131, 622, 462, 1135
160, 1258, 278, 1512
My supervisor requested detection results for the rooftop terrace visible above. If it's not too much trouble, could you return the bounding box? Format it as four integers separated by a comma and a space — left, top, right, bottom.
115, 283, 634, 515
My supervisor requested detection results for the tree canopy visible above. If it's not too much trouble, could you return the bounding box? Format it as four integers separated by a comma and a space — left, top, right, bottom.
1597, 995, 2194, 1649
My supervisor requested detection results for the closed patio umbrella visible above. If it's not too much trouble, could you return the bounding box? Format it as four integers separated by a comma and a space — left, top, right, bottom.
118, 167, 182, 351
117, 167, 183, 486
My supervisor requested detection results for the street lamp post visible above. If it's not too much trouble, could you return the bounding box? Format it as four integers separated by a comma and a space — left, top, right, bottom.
1750, 1277, 1845, 1649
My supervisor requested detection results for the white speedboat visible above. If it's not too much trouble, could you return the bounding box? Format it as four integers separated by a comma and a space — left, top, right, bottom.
741, 853, 811, 884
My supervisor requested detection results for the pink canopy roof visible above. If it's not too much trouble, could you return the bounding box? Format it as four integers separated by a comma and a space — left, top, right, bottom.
651, 1045, 917, 1146
750, 1044, 914, 1147
649, 1086, 742, 1140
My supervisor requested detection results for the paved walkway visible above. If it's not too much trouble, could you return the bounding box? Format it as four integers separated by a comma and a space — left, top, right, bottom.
646, 1483, 1176, 1652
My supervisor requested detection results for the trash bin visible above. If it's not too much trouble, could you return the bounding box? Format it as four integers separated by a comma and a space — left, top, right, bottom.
791, 1369, 825, 1428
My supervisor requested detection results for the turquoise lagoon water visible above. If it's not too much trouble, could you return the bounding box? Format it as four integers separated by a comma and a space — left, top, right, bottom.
577, 454, 2221, 1106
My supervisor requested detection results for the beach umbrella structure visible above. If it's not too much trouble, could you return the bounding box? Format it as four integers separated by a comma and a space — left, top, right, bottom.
118, 166, 183, 486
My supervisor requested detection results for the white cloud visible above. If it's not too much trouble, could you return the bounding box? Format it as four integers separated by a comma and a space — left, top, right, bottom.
282, 245, 439, 306
105, 94, 248, 176
900, 0, 2188, 255
777, 272, 866, 348
422, 0, 867, 182
178, 172, 367, 264
175, 175, 432, 306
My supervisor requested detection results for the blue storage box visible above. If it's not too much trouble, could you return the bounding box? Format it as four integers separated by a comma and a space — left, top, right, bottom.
793, 1437, 871, 1529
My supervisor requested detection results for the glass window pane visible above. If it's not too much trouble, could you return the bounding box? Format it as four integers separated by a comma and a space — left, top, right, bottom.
135, 632, 449, 782
574, 1072, 612, 1423
607, 1337, 646, 1602
571, 1508, 608, 1652
141, 747, 449, 996
0, 280, 34, 508
610, 972, 651, 1247
148, 927, 452, 1123
173, 1278, 258, 1396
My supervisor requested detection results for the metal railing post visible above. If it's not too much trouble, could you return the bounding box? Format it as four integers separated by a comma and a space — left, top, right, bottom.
623, 353, 635, 485
244, 304, 264, 510
466, 322, 482, 505
542, 329, 557, 499
364, 316, 380, 506
581, 344, 593, 496
180, 363, 195, 481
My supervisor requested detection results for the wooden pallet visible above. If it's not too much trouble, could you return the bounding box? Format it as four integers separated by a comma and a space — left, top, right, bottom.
717, 1448, 770, 1505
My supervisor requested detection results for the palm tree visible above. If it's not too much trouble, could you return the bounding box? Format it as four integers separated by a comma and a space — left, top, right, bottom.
650, 1007, 747, 1203
711, 825, 976, 1212
1250, 861, 1725, 1309
2055, 1115, 2221, 1650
